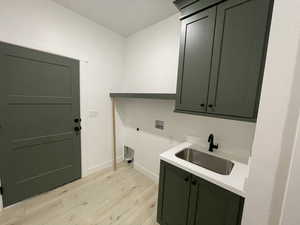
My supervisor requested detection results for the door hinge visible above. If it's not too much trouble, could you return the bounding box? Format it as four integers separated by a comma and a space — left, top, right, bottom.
0, 186, 3, 195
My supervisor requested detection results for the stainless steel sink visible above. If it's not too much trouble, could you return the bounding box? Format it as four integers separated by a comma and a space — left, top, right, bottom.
175, 148, 234, 175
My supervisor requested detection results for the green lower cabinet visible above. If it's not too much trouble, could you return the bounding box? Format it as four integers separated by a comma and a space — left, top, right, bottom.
188, 177, 244, 225
157, 162, 191, 225
157, 161, 244, 225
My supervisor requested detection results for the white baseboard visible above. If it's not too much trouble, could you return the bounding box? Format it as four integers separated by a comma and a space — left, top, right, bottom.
134, 162, 159, 184
84, 156, 123, 177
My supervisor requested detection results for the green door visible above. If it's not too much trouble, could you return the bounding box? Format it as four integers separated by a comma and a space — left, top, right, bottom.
0, 42, 81, 207
158, 162, 191, 225
188, 177, 243, 225
207, 0, 272, 118
175, 7, 216, 113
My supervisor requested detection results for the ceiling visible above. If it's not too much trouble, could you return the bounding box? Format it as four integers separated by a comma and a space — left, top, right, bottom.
52, 0, 178, 36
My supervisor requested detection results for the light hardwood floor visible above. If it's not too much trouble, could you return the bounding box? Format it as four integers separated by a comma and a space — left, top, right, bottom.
0, 163, 159, 225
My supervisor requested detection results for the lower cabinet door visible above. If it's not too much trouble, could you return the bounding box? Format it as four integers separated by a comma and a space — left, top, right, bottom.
157, 162, 191, 225
188, 176, 244, 225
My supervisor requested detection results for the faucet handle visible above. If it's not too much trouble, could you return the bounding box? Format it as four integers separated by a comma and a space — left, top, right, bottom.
208, 134, 218, 152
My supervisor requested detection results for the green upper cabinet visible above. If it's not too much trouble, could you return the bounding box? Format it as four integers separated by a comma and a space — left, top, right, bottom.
176, 7, 216, 113
174, 0, 274, 122
207, 0, 272, 118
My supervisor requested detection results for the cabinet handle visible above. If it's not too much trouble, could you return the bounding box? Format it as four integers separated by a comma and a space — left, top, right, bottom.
200, 104, 205, 107
208, 104, 214, 108
192, 180, 197, 185
184, 177, 189, 182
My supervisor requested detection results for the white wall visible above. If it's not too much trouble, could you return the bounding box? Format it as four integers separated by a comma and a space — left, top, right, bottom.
278, 33, 300, 225
0, 0, 125, 201
242, 1, 300, 225
117, 98, 255, 180
117, 14, 256, 181
122, 14, 181, 93
280, 111, 300, 225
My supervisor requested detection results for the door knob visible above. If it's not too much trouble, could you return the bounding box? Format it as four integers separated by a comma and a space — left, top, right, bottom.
74, 126, 82, 132
74, 118, 81, 123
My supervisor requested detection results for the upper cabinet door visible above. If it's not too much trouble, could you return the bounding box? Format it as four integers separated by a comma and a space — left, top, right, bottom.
207, 0, 272, 118
175, 7, 216, 113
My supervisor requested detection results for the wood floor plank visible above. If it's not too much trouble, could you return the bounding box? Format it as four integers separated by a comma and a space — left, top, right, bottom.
7, 166, 136, 225
0, 163, 158, 225
90, 184, 156, 225
44, 171, 153, 225
143, 212, 160, 225
24, 168, 141, 225
24, 162, 130, 214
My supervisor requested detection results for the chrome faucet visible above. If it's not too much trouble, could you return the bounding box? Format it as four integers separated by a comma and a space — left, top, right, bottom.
208, 134, 219, 152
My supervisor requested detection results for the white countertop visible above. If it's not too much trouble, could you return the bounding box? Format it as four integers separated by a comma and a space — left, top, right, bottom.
160, 142, 249, 197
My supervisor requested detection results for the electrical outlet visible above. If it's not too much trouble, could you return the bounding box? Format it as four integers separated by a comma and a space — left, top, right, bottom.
155, 120, 164, 130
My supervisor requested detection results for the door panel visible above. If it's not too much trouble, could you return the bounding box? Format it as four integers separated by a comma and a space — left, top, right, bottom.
7, 55, 72, 97
10, 104, 72, 139
0, 42, 81, 207
207, 0, 272, 118
160, 162, 191, 225
176, 7, 216, 112
14, 138, 73, 182
189, 177, 242, 225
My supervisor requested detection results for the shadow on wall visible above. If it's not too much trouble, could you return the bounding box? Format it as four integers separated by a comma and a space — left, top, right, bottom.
269, 37, 300, 225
